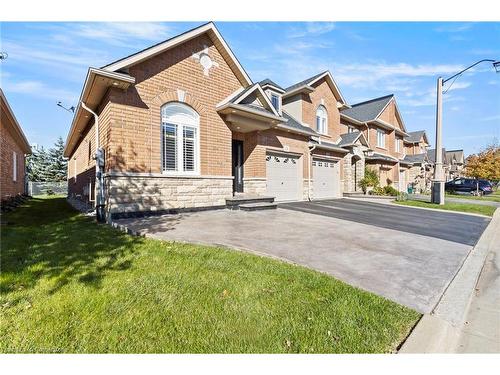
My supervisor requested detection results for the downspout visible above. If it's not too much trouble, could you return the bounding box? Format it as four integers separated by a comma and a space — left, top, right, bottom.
307, 143, 317, 201
81, 102, 106, 223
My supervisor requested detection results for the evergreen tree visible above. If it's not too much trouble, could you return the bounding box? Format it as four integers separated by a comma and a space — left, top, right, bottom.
47, 137, 67, 182
27, 146, 51, 182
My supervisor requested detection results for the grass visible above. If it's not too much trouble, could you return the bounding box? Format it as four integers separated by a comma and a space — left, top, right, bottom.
446, 190, 500, 203
1, 196, 420, 353
395, 199, 497, 217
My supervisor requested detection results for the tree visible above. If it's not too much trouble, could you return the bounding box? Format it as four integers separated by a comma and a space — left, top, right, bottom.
26, 137, 68, 182
27, 146, 51, 182
47, 136, 67, 182
465, 140, 500, 181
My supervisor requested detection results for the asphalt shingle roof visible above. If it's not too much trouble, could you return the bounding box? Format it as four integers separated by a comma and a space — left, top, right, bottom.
229, 84, 257, 104
282, 110, 318, 135
404, 130, 425, 143
337, 131, 362, 146
365, 152, 398, 163
445, 150, 465, 164
284, 71, 326, 92
403, 153, 426, 164
259, 79, 285, 92
340, 94, 394, 122
427, 148, 447, 164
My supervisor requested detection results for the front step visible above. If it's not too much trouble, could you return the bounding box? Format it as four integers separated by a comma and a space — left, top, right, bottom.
226, 195, 276, 210
343, 192, 365, 197
239, 202, 277, 211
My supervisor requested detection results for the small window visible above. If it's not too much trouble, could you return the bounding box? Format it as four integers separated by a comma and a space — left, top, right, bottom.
12, 152, 17, 182
377, 129, 385, 148
395, 137, 401, 152
347, 126, 355, 134
271, 94, 280, 111
316, 105, 328, 135
88, 140, 92, 163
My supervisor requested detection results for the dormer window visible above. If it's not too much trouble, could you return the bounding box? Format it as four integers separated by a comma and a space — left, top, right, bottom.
316, 105, 328, 135
271, 93, 280, 111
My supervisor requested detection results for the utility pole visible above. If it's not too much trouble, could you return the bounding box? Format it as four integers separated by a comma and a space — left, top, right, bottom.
431, 59, 500, 205
431, 77, 445, 204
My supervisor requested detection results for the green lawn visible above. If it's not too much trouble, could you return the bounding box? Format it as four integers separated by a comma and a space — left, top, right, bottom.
395, 199, 497, 217
1, 196, 419, 353
446, 191, 500, 203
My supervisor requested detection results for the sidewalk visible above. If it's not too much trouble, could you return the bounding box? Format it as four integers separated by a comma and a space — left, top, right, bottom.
400, 208, 500, 353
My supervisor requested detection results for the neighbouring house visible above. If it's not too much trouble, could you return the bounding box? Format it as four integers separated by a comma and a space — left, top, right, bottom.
445, 149, 465, 180
64, 22, 455, 219
0, 89, 31, 202
402, 130, 433, 193
340, 94, 412, 192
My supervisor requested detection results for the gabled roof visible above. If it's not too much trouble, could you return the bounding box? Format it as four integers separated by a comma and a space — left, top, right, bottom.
403, 153, 427, 164
0, 89, 31, 154
445, 149, 465, 165
340, 94, 394, 122
309, 138, 349, 154
427, 148, 447, 164
283, 71, 347, 104
404, 130, 426, 144
337, 131, 369, 147
259, 79, 285, 93
223, 83, 280, 117
102, 22, 252, 87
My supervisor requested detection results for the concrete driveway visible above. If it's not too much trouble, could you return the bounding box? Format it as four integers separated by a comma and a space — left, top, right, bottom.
115, 199, 490, 313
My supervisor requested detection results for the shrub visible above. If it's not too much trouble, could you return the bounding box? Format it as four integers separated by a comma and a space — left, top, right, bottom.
383, 185, 399, 196
359, 167, 379, 192
370, 186, 385, 196
396, 192, 408, 201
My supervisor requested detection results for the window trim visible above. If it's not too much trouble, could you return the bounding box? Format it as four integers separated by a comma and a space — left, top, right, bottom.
161, 102, 200, 176
12, 151, 17, 182
316, 105, 328, 135
270, 93, 280, 112
395, 136, 401, 153
376, 129, 386, 148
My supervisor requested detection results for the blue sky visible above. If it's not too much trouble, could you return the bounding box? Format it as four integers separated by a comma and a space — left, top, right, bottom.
1, 22, 499, 155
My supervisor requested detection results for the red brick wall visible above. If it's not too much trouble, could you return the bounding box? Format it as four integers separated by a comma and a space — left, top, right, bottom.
1, 106, 26, 200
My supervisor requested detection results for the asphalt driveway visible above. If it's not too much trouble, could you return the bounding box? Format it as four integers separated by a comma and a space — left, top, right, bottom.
115, 199, 490, 313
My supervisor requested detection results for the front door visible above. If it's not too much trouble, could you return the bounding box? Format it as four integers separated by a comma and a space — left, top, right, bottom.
232, 140, 244, 193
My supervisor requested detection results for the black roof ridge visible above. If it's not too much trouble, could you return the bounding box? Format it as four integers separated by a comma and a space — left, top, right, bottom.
350, 94, 394, 107
284, 71, 328, 91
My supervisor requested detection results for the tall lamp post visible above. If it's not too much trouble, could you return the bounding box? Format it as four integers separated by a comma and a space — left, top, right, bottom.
431, 59, 500, 205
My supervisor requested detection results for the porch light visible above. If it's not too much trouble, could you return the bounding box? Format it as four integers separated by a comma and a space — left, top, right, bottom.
112, 81, 119, 86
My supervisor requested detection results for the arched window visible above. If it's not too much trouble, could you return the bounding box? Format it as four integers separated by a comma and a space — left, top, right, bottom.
161, 102, 200, 174
316, 105, 328, 134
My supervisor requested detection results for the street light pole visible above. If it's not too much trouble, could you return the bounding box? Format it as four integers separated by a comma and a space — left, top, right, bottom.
432, 77, 445, 204
431, 59, 499, 205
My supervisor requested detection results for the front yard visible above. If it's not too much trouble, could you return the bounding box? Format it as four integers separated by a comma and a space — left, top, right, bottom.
0, 196, 419, 353
446, 189, 500, 203
395, 199, 496, 217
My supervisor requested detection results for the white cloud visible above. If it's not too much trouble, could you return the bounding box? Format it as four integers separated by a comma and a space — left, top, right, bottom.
434, 23, 473, 33
72, 22, 173, 46
3, 79, 78, 102
480, 115, 500, 122
287, 22, 335, 38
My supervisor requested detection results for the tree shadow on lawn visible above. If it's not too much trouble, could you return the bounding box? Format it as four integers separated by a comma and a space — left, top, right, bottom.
1, 197, 146, 298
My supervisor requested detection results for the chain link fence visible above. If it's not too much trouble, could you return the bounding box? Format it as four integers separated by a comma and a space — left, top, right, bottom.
28, 181, 67, 196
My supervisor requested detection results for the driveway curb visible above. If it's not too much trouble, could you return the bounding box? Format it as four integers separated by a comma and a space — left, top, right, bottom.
399, 208, 500, 353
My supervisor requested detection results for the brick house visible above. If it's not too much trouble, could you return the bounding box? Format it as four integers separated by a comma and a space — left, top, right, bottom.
340, 94, 414, 191
402, 130, 433, 193
64, 22, 442, 219
1, 89, 31, 201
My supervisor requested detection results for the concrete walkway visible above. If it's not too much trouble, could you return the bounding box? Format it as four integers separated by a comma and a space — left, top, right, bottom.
400, 208, 500, 353
412, 194, 500, 207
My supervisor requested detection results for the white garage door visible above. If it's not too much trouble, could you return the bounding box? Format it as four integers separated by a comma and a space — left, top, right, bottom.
266, 152, 301, 202
313, 158, 340, 199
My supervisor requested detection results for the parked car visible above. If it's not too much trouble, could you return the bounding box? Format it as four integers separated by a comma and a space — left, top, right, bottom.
445, 178, 493, 196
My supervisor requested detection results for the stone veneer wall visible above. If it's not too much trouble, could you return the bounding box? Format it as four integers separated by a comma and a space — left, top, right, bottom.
343, 154, 365, 192
243, 178, 266, 195
303, 179, 311, 200
104, 173, 233, 217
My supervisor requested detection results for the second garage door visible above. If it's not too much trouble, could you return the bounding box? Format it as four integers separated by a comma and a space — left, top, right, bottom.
313, 158, 340, 199
266, 152, 301, 202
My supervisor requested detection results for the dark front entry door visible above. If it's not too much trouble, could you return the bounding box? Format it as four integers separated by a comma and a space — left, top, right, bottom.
232, 140, 244, 193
